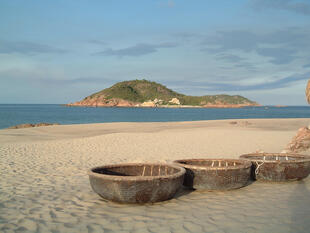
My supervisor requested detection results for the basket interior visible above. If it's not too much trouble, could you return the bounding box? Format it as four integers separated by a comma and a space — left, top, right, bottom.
177, 159, 244, 168
242, 154, 304, 161
92, 164, 180, 177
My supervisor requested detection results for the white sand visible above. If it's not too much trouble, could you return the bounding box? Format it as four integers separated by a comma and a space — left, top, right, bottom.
0, 118, 310, 233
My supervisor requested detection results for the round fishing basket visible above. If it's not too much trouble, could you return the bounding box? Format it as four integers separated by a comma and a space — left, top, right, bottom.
88, 163, 185, 203
174, 158, 252, 190
239, 153, 310, 182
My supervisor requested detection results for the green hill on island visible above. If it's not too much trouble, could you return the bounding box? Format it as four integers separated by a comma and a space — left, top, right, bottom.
68, 79, 258, 107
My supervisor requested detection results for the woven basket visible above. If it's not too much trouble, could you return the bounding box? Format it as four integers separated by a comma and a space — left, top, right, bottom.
239, 153, 310, 182
174, 159, 252, 190
88, 163, 185, 203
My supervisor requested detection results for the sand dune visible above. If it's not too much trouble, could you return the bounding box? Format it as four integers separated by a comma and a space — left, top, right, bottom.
0, 119, 310, 232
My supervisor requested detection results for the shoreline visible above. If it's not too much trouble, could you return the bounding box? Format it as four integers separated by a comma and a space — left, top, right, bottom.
1, 118, 309, 144
2, 116, 309, 131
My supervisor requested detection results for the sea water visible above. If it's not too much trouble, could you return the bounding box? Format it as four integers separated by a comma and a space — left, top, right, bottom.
0, 104, 309, 129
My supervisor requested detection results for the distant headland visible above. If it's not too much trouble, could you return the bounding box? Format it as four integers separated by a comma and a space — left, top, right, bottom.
67, 80, 260, 108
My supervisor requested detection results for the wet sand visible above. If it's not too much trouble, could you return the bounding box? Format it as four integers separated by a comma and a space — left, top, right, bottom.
0, 118, 310, 233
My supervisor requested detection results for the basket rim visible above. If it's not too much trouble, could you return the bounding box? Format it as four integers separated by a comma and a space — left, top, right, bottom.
88, 162, 185, 181
239, 153, 310, 163
173, 158, 252, 170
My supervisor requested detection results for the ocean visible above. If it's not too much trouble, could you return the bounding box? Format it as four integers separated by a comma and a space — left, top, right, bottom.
0, 104, 309, 129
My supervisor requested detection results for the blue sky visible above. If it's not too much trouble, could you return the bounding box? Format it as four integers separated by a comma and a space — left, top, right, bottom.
0, 0, 310, 105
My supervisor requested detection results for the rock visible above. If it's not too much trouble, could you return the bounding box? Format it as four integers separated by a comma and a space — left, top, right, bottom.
8, 123, 34, 129
7, 123, 59, 129
229, 121, 251, 126
35, 123, 59, 127
285, 126, 310, 152
116, 99, 137, 107
140, 101, 156, 107
67, 97, 137, 107
153, 98, 163, 105
169, 98, 180, 105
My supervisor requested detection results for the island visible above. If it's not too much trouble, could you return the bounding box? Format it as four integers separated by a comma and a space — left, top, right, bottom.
67, 79, 259, 108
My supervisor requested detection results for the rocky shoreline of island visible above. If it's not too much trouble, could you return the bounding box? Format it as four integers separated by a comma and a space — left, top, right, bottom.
66, 97, 260, 108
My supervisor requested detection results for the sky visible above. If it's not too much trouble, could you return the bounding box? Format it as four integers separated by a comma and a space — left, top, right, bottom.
0, 0, 310, 105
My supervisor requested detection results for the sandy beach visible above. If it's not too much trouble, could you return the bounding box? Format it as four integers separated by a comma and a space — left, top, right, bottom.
1, 118, 310, 233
